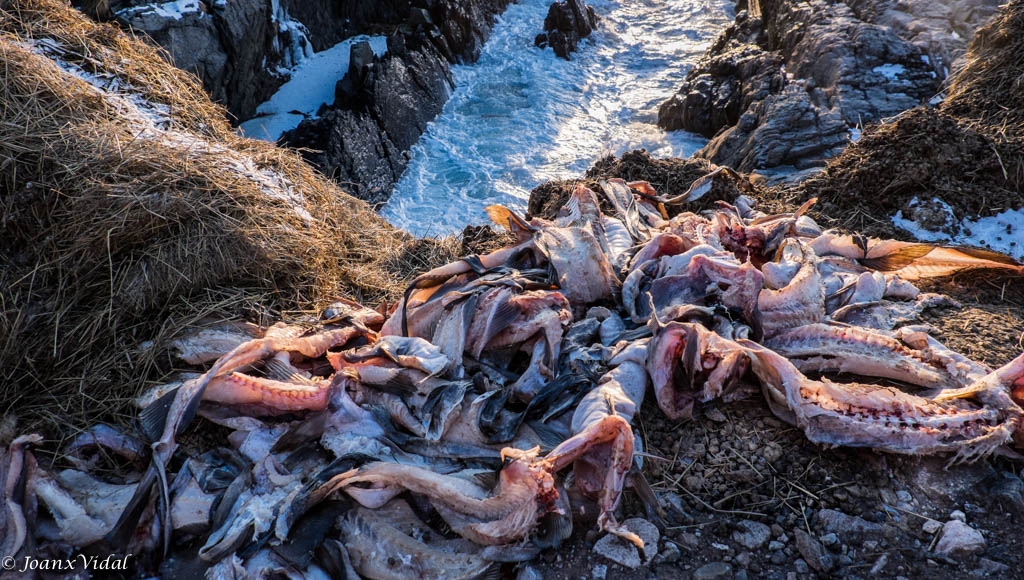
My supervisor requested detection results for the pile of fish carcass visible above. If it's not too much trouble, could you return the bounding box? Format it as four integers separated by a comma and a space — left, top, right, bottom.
5, 179, 1024, 577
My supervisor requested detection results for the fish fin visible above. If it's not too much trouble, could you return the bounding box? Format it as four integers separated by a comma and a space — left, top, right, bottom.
472, 563, 504, 580
472, 470, 500, 490
105, 466, 156, 549
525, 419, 568, 452
860, 244, 933, 271
274, 500, 350, 569
793, 196, 817, 219
461, 254, 488, 275
139, 387, 178, 442
560, 192, 582, 225
485, 205, 515, 229
482, 301, 521, 347
271, 412, 328, 453
948, 245, 1023, 266
264, 357, 317, 385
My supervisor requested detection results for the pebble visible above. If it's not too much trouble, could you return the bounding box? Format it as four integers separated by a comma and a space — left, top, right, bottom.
705, 407, 728, 422
974, 557, 1010, 576
771, 524, 784, 538
594, 536, 641, 569
693, 562, 733, 580
794, 529, 834, 573
657, 541, 681, 564
935, 520, 986, 557
922, 519, 942, 534
896, 490, 913, 503
815, 509, 884, 538
793, 559, 809, 574
950, 510, 967, 522
769, 541, 785, 551
770, 552, 787, 565
820, 533, 839, 547
870, 554, 889, 575
734, 552, 751, 568
518, 566, 543, 580
732, 520, 771, 550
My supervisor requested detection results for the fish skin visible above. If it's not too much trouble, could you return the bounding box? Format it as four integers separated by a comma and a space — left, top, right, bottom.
764, 323, 986, 390
758, 240, 825, 337
2, 434, 42, 561
741, 341, 1023, 462
341, 508, 493, 580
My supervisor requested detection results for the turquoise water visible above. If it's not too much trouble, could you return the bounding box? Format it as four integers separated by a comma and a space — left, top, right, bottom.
382, 0, 732, 235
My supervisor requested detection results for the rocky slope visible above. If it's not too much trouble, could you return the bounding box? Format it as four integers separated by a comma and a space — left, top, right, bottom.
282, 0, 513, 204
658, 0, 1001, 174
95, 0, 511, 203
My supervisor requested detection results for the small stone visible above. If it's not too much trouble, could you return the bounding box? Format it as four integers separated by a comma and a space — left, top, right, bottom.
794, 528, 834, 572
950, 510, 967, 522
518, 566, 543, 580
922, 519, 942, 534
771, 524, 784, 538
594, 534, 642, 569
815, 509, 885, 539
732, 520, 771, 550
656, 542, 681, 564
622, 518, 660, 562
935, 520, 986, 557
734, 571, 749, 580
680, 533, 701, 549
794, 559, 809, 574
693, 562, 733, 580
820, 533, 839, 547
896, 490, 913, 503
734, 552, 751, 568
974, 557, 1010, 576
591, 564, 607, 580
705, 407, 728, 422
770, 552, 787, 565
870, 554, 889, 575
769, 541, 784, 551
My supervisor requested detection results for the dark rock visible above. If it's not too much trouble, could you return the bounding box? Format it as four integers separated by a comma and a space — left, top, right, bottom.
794, 529, 834, 573
814, 509, 885, 540
535, 0, 599, 59
658, 0, 1000, 172
694, 561, 733, 580
282, 35, 451, 204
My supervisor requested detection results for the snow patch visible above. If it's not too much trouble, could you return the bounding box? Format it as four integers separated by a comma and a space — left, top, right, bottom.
117, 0, 203, 21
891, 197, 1024, 260
873, 63, 906, 81
240, 35, 387, 142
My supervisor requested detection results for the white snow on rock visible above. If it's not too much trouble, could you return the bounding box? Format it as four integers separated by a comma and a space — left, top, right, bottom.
240, 35, 387, 142
891, 196, 1024, 260
117, 0, 203, 21
873, 63, 906, 80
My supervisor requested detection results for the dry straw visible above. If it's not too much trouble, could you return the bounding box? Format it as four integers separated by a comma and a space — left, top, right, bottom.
0, 0, 458, 437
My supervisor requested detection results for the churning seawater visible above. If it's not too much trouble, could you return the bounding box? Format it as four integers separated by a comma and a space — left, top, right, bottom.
382, 0, 733, 235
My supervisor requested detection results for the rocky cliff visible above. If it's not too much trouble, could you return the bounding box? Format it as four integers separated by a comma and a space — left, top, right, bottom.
658, 0, 1001, 174
95, 0, 511, 203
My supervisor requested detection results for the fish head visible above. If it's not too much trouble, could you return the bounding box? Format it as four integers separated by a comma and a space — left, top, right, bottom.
649, 322, 752, 421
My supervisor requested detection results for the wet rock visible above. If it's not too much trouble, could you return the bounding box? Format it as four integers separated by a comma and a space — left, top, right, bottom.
814, 509, 885, 539
694, 561, 733, 580
658, 0, 1000, 172
794, 529, 834, 572
732, 520, 771, 549
935, 520, 986, 557
534, 0, 599, 59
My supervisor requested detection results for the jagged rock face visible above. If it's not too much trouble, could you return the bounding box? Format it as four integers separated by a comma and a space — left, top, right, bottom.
658, 0, 1001, 173
535, 0, 599, 59
280, 0, 512, 204
282, 36, 453, 205
112, 0, 293, 121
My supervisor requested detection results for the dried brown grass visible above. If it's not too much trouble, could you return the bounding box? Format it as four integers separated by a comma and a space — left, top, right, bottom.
0, 0, 427, 436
